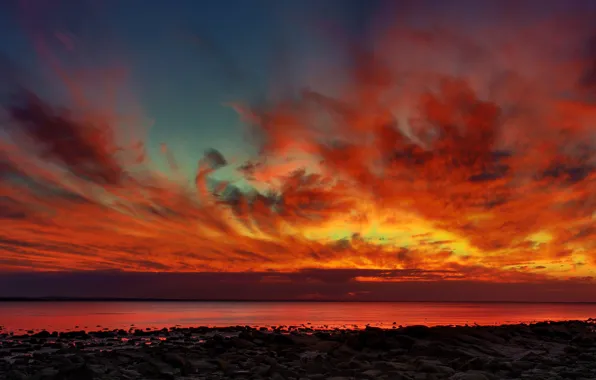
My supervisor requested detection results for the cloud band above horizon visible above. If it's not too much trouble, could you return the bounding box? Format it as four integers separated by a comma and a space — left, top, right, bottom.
1, 1, 596, 293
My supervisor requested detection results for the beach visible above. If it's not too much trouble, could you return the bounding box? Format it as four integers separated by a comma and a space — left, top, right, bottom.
2, 320, 596, 379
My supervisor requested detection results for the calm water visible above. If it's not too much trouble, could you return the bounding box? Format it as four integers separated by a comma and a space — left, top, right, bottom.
1, 302, 596, 333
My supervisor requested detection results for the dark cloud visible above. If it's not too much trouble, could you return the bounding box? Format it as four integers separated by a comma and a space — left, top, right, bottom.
540, 163, 593, 184
6, 91, 124, 185
580, 32, 596, 91
0, 196, 27, 219
202, 149, 227, 170
2, 1, 596, 289
1, 270, 596, 302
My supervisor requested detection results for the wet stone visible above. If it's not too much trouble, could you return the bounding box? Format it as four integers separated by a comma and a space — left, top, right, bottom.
1, 321, 596, 379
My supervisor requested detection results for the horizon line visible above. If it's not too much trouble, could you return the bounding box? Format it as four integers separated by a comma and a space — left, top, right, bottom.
2, 297, 596, 304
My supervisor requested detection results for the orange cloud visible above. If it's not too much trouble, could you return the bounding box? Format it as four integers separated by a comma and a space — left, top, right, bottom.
1, 4, 596, 290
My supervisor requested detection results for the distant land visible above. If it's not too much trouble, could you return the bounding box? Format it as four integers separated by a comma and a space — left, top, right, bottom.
1, 297, 596, 304
3, 272, 596, 302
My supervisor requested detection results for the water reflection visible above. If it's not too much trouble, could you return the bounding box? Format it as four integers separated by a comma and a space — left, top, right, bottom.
1, 302, 596, 332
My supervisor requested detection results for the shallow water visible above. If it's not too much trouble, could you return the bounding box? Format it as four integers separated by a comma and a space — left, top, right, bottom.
1, 301, 596, 333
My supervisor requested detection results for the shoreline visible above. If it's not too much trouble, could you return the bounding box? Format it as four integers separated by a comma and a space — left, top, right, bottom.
4, 298, 596, 304
2, 320, 596, 379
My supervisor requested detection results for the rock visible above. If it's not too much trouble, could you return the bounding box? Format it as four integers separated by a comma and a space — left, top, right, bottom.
455, 356, 483, 371
59, 331, 90, 340
162, 352, 186, 368
231, 369, 252, 376
233, 338, 256, 348
570, 335, 595, 347
312, 340, 339, 352
385, 374, 414, 380
346, 329, 389, 350
272, 333, 295, 345
417, 360, 456, 375
303, 358, 328, 374
30, 368, 59, 380
468, 329, 506, 345
3, 321, 596, 380
119, 368, 141, 379
33, 331, 51, 339
449, 372, 490, 380
186, 358, 218, 372
392, 334, 417, 349
512, 360, 535, 371
372, 361, 403, 371
255, 364, 272, 375
5, 370, 27, 380
514, 350, 545, 362
136, 360, 176, 379
55, 363, 100, 380
361, 369, 383, 377
263, 356, 279, 366
400, 325, 431, 338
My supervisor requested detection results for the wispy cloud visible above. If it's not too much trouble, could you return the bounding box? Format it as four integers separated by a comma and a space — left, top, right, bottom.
1, 1, 596, 288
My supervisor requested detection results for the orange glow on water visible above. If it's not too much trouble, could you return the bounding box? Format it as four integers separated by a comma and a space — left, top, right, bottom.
2, 302, 596, 333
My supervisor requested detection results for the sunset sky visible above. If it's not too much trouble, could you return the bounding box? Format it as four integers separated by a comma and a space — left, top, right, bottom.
2, 0, 596, 301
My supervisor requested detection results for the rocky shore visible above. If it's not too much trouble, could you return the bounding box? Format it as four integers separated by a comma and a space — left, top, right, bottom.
1, 320, 596, 380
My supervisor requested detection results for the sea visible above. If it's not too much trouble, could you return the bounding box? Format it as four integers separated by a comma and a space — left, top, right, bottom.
1, 301, 596, 333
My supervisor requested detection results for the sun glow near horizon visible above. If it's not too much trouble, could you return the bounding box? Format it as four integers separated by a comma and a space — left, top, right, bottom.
1, 1, 596, 290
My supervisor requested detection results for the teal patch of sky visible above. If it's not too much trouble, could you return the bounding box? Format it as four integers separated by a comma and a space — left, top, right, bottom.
88, 0, 272, 182
97, 0, 384, 183
109, 0, 388, 184
7, 0, 594, 187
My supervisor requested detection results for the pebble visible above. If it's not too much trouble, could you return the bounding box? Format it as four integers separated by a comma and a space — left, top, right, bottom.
0, 321, 595, 379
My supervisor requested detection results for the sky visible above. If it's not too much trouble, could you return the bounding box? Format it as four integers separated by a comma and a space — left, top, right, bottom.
2, 0, 596, 301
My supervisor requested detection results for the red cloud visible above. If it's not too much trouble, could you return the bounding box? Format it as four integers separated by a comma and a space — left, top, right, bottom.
0, 3, 595, 290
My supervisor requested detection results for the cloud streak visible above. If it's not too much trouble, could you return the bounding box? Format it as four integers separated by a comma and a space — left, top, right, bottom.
1, 1, 596, 292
